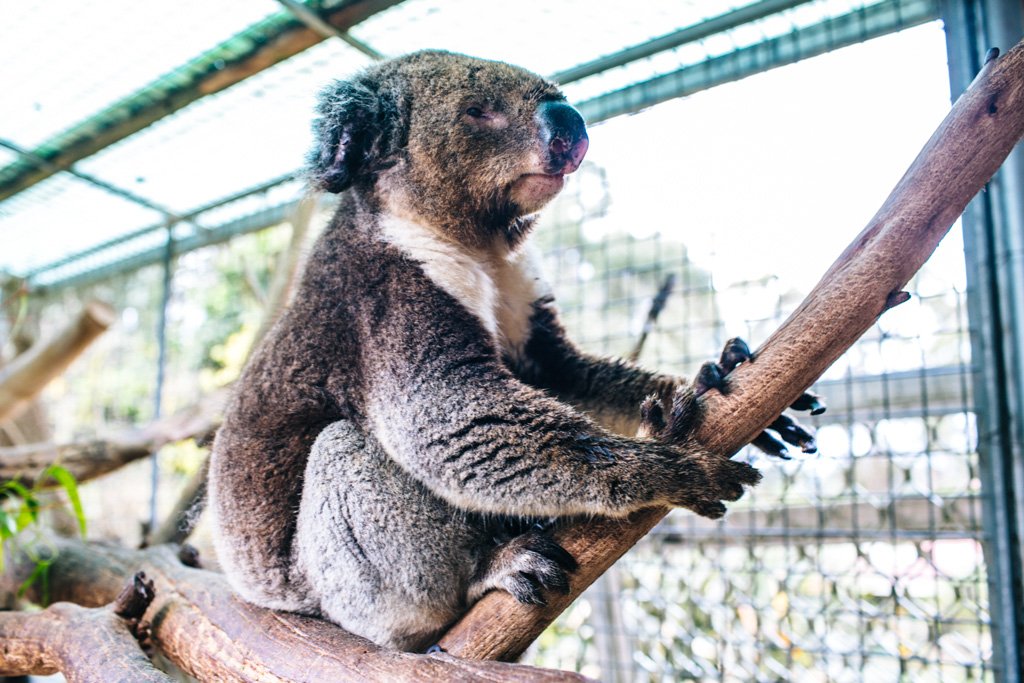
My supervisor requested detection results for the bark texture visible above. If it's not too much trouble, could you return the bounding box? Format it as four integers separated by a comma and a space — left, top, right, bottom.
0, 539, 590, 682
0, 571, 169, 682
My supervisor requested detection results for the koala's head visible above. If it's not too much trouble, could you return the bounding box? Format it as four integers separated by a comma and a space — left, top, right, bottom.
308, 50, 588, 249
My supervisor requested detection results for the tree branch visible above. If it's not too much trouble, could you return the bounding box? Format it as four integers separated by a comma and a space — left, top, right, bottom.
0, 388, 227, 487
0, 572, 170, 682
0, 301, 115, 423
438, 38, 1024, 660
0, 538, 590, 682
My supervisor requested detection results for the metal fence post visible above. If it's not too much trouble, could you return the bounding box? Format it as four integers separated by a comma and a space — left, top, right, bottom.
941, 1, 1024, 679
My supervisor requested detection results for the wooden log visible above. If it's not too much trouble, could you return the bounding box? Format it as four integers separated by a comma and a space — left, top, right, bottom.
0, 572, 170, 682
0, 539, 590, 683
438, 41, 1024, 660
0, 301, 115, 423
0, 388, 227, 487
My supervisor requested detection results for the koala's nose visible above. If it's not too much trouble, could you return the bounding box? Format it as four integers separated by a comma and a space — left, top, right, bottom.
539, 101, 589, 174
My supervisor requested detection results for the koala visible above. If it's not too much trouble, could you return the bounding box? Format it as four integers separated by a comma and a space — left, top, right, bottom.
208, 50, 819, 652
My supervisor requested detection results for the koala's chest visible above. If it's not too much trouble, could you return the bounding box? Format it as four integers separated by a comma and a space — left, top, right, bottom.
380, 216, 546, 358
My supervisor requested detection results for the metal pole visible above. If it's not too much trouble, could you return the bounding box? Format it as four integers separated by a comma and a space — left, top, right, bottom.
149, 225, 174, 535
940, 1, 1024, 680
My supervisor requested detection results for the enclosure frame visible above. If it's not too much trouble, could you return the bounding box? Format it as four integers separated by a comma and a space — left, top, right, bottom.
942, 0, 1024, 679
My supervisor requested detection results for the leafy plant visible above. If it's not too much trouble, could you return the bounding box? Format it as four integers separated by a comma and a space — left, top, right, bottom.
0, 464, 87, 603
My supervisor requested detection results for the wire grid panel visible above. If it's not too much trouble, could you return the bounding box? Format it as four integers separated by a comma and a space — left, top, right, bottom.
521, 166, 990, 680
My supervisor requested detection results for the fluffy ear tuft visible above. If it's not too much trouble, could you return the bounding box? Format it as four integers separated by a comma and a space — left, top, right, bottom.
307, 77, 391, 193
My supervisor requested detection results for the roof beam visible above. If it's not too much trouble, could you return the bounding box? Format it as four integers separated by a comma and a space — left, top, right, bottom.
276, 0, 385, 60
0, 138, 187, 223
24, 172, 299, 287
0, 0, 402, 203
550, 0, 816, 85
577, 0, 940, 124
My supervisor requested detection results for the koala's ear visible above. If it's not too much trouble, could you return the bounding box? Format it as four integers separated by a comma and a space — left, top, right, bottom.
307, 77, 393, 193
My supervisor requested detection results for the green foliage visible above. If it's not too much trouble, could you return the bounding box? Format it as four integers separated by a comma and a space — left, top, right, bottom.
0, 465, 86, 602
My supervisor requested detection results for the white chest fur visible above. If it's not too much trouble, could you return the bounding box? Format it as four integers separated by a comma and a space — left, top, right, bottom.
379, 214, 549, 358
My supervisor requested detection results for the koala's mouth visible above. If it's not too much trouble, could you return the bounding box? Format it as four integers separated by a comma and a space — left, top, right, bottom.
508, 173, 566, 215
520, 172, 565, 186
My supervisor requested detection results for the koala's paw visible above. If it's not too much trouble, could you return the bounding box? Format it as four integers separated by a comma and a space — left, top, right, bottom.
691, 336, 825, 459
638, 384, 762, 520
475, 531, 578, 607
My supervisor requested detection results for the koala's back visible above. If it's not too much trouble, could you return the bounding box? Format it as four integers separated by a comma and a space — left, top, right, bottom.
210, 201, 377, 607
208, 196, 498, 614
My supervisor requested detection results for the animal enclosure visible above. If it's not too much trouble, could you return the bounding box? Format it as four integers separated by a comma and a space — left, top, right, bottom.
1, 1, 1022, 681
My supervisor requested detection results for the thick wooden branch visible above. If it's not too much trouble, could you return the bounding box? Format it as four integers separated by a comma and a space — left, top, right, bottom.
0, 539, 590, 682
0, 388, 227, 487
439, 40, 1024, 660
0, 301, 114, 423
0, 572, 169, 682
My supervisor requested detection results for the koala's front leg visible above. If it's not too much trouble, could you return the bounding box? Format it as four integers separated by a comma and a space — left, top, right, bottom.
516, 296, 679, 435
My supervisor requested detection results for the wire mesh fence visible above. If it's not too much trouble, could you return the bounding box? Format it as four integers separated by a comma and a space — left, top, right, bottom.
520, 155, 991, 681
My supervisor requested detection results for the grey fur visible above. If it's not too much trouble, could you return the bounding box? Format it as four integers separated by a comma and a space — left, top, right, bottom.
208, 50, 761, 652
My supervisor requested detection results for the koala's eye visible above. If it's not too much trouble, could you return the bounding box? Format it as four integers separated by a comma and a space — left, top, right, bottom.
465, 106, 486, 118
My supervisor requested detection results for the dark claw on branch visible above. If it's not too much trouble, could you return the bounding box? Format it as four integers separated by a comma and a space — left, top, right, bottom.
693, 361, 725, 398
719, 337, 753, 373
790, 391, 826, 415
752, 431, 791, 459
770, 414, 817, 453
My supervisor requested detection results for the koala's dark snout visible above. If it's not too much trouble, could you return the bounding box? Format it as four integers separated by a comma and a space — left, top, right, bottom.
538, 101, 588, 175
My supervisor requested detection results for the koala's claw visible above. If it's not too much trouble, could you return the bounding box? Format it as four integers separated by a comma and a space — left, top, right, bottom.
771, 414, 817, 453
719, 336, 753, 373
790, 390, 827, 415
693, 337, 754, 398
682, 457, 763, 518
693, 500, 728, 519
692, 361, 725, 398
752, 430, 791, 459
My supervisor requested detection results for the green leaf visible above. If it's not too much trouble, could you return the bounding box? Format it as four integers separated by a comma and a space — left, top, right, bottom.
15, 501, 37, 531
0, 479, 33, 501
17, 558, 52, 604
39, 466, 87, 537
0, 508, 16, 538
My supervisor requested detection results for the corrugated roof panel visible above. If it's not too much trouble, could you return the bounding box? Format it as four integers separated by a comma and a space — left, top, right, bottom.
0, 174, 162, 273
75, 40, 368, 214
559, 0, 880, 103
0, 0, 283, 149
0, 0, 939, 283
349, 0, 764, 77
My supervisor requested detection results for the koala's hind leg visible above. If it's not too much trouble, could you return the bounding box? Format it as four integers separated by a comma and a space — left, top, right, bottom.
295, 420, 490, 651
467, 529, 578, 606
